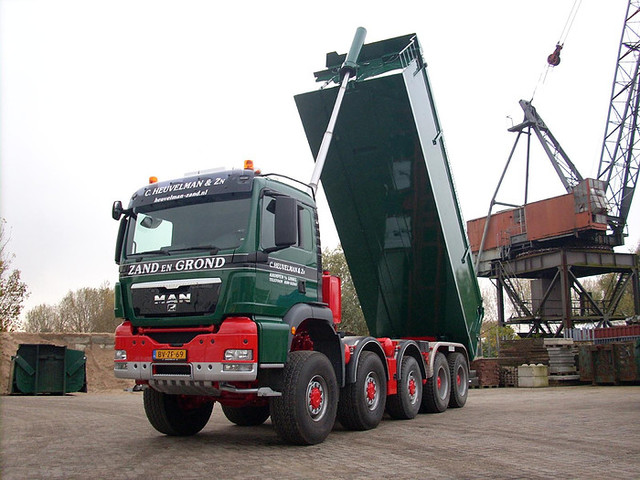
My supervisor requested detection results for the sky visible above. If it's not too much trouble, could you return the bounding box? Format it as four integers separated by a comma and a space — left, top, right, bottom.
1, 0, 636, 317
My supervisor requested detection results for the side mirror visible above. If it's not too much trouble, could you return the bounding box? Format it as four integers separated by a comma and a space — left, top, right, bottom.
114, 217, 127, 265
274, 196, 298, 248
140, 216, 163, 229
112, 201, 124, 220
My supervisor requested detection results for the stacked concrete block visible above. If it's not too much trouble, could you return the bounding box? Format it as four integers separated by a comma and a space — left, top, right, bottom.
545, 338, 580, 383
518, 364, 549, 387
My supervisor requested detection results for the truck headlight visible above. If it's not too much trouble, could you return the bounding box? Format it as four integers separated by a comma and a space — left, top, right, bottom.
115, 350, 127, 361
224, 349, 253, 361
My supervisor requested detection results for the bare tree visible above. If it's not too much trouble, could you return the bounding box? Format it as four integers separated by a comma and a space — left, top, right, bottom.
480, 282, 498, 323
478, 282, 518, 357
0, 219, 28, 332
23, 304, 60, 333
91, 282, 117, 332
25, 282, 115, 333
59, 288, 101, 332
322, 245, 368, 335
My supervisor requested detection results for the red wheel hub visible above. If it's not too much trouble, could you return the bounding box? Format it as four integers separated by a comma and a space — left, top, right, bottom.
309, 386, 322, 410
366, 378, 377, 401
408, 377, 416, 396
437, 375, 442, 390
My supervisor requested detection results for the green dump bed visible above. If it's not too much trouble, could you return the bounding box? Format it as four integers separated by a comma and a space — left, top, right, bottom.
295, 34, 483, 358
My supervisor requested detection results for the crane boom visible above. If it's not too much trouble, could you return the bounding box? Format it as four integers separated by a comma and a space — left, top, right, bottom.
511, 100, 584, 193
598, 0, 640, 245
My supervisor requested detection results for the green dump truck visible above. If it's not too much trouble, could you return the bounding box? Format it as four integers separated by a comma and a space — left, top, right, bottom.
112, 31, 483, 445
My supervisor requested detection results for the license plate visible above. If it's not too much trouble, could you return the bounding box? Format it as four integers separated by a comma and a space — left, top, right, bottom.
153, 349, 187, 361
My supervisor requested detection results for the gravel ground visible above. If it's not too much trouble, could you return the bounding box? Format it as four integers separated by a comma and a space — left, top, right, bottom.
1, 385, 639, 479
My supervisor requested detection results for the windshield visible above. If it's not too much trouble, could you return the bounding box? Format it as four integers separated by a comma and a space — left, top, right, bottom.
125, 196, 251, 257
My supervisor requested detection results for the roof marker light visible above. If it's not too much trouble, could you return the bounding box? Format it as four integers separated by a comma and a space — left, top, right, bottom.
149, 176, 158, 184
244, 160, 254, 171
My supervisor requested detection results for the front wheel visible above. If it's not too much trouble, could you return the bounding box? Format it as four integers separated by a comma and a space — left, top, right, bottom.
337, 351, 387, 430
420, 352, 451, 413
143, 388, 214, 436
270, 351, 338, 445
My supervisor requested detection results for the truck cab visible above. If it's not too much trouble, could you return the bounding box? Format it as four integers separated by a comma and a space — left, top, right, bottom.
113, 166, 346, 440
113, 165, 340, 363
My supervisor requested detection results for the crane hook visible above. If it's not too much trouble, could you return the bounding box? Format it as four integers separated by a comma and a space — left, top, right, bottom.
547, 43, 563, 67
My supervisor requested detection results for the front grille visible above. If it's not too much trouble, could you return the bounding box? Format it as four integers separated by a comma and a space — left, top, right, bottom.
146, 331, 200, 345
132, 283, 220, 318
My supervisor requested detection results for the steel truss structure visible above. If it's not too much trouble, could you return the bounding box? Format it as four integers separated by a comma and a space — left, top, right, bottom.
491, 248, 639, 335
598, 0, 640, 246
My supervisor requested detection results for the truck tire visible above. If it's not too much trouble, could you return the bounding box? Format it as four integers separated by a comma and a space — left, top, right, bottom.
448, 352, 469, 408
270, 350, 338, 445
221, 405, 270, 426
420, 352, 450, 413
143, 388, 213, 436
337, 351, 387, 430
386, 355, 422, 420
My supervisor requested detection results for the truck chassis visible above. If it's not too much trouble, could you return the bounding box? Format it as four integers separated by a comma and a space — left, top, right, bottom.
115, 318, 469, 444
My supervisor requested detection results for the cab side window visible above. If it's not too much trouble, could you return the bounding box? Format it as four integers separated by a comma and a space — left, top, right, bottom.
298, 206, 313, 252
260, 196, 314, 253
260, 198, 277, 251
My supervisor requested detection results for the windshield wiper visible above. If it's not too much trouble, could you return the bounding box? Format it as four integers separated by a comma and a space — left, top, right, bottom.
129, 249, 171, 258
162, 245, 221, 255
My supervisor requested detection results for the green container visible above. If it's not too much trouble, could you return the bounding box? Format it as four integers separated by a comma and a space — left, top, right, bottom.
613, 342, 639, 382
581, 342, 640, 385
578, 345, 594, 382
296, 34, 483, 358
636, 338, 640, 375
10, 344, 87, 395
592, 344, 616, 384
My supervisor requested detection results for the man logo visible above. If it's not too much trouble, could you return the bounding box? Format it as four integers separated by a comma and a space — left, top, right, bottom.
167, 304, 177, 312
154, 293, 192, 305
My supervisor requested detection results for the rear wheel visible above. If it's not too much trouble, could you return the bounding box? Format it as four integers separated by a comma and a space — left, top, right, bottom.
270, 351, 338, 445
337, 351, 387, 430
448, 352, 469, 408
420, 352, 450, 413
222, 404, 270, 426
143, 388, 213, 436
386, 355, 422, 420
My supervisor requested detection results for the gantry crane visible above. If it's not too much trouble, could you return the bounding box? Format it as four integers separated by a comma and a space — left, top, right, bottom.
467, 0, 640, 335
